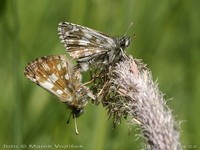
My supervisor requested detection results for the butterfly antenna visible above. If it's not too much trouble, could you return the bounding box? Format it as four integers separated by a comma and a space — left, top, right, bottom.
67, 111, 79, 135
73, 115, 79, 135
124, 22, 133, 37
67, 111, 72, 124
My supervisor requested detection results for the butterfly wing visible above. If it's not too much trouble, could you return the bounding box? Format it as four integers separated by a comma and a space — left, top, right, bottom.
58, 22, 117, 60
24, 55, 81, 103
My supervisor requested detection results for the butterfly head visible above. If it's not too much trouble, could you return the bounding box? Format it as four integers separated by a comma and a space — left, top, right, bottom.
119, 36, 132, 49
67, 106, 84, 135
72, 107, 84, 118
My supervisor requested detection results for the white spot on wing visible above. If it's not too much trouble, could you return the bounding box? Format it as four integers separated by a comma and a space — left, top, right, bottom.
78, 40, 89, 46
65, 74, 69, 80
40, 81, 54, 89
72, 26, 79, 32
95, 49, 103, 53
84, 51, 93, 56
82, 48, 92, 56
56, 89, 63, 95
96, 39, 101, 44
61, 63, 66, 68
43, 63, 50, 70
49, 74, 58, 82
57, 64, 61, 70
64, 32, 70, 36
83, 32, 92, 39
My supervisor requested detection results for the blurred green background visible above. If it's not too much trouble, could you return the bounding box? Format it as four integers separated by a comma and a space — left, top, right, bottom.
0, 0, 200, 149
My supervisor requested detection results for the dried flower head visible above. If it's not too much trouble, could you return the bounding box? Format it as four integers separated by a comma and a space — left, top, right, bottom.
107, 57, 181, 150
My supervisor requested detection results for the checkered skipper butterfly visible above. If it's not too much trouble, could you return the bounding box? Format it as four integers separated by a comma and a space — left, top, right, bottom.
24, 55, 95, 134
58, 22, 132, 71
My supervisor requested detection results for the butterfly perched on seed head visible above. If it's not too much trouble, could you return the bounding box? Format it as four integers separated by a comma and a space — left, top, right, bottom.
24, 55, 95, 134
58, 22, 132, 71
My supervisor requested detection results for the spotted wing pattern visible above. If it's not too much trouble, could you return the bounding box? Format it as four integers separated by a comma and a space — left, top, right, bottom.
24, 55, 94, 117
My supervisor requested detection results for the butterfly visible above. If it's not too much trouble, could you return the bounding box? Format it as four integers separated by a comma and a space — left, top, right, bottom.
24, 55, 95, 134
58, 22, 132, 71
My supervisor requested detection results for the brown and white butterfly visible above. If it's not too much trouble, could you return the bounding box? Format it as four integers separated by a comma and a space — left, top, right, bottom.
58, 22, 132, 71
24, 55, 95, 134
